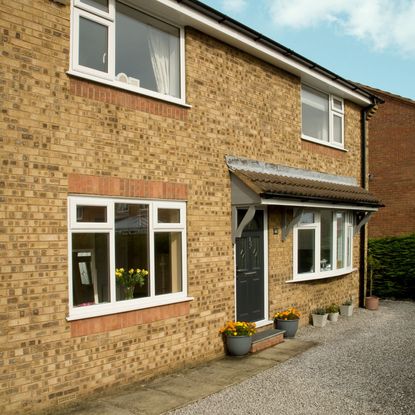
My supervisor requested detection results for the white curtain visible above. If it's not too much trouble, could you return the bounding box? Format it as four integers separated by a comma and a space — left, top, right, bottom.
148, 26, 171, 95
148, 26, 179, 97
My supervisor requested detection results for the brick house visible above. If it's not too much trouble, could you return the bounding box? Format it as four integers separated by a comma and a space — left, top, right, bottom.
1, 0, 382, 413
362, 85, 415, 238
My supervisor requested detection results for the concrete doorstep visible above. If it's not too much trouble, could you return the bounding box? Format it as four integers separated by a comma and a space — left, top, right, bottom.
51, 339, 316, 415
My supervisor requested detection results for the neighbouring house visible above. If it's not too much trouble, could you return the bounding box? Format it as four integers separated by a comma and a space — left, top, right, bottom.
1, 1, 383, 413
362, 85, 415, 239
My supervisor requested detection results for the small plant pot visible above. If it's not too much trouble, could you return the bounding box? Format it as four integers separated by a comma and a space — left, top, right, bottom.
312, 313, 328, 327
340, 304, 353, 317
275, 318, 299, 338
365, 296, 379, 310
328, 312, 339, 322
225, 335, 252, 356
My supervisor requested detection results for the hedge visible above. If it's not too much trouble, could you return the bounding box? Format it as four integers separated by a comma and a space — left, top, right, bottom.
368, 234, 415, 300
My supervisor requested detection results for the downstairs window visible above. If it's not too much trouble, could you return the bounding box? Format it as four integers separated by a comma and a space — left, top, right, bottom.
293, 210, 353, 280
68, 196, 187, 319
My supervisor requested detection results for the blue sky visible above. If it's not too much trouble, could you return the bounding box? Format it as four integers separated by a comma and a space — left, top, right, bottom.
200, 0, 415, 100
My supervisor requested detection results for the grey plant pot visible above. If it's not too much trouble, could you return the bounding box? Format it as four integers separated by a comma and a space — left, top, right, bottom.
312, 313, 328, 327
226, 335, 252, 356
275, 318, 299, 338
328, 312, 339, 322
340, 304, 353, 317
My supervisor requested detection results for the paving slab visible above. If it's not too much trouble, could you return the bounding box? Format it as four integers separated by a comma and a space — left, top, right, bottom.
46, 339, 315, 415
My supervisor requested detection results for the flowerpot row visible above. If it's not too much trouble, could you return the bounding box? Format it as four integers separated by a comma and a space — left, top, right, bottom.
220, 299, 378, 356
311, 303, 353, 327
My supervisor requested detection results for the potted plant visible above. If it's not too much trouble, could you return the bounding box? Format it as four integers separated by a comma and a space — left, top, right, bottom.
340, 298, 353, 317
115, 267, 149, 300
274, 307, 301, 338
366, 253, 380, 310
219, 321, 256, 356
326, 304, 340, 322
311, 308, 328, 327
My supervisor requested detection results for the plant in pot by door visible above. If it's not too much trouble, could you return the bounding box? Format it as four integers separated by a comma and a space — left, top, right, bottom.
340, 298, 354, 317
311, 308, 328, 327
219, 321, 256, 356
366, 253, 380, 310
326, 304, 340, 322
274, 307, 301, 338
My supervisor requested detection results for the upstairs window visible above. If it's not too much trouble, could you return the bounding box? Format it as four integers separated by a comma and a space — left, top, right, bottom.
71, 0, 184, 103
301, 85, 344, 148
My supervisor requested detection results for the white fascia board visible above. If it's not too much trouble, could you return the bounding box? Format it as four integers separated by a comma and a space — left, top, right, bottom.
260, 198, 378, 212
143, 0, 372, 106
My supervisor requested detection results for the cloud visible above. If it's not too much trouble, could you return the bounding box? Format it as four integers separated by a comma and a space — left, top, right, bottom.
221, 0, 248, 14
267, 0, 415, 57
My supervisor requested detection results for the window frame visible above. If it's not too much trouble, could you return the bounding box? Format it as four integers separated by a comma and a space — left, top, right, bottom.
69, 0, 187, 106
293, 209, 354, 281
301, 84, 345, 149
67, 196, 188, 321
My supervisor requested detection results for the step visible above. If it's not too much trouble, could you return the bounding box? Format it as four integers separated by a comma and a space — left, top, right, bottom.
250, 328, 285, 353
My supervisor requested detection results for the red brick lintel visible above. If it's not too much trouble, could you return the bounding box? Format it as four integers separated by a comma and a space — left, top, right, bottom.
70, 301, 191, 337
69, 77, 188, 121
68, 173, 188, 200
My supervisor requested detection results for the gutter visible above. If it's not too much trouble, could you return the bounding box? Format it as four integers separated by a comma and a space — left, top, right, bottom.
175, 0, 382, 104
359, 104, 377, 307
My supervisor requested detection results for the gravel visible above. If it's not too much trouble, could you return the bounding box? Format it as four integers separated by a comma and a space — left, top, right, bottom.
168, 300, 415, 415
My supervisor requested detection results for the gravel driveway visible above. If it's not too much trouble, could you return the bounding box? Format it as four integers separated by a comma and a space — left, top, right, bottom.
169, 301, 415, 415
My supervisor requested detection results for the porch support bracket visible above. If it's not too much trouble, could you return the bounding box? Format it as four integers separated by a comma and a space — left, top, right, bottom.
354, 211, 373, 235
232, 205, 256, 244
282, 208, 304, 241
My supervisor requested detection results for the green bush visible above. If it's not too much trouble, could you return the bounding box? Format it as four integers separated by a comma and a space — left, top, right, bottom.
368, 234, 415, 300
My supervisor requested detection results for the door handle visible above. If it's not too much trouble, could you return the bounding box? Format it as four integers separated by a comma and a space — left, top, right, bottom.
244, 271, 256, 275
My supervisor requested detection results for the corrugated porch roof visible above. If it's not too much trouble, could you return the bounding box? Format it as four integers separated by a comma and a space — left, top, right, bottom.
230, 168, 383, 209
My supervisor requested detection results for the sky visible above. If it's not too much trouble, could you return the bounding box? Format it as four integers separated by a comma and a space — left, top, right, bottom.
200, 0, 415, 100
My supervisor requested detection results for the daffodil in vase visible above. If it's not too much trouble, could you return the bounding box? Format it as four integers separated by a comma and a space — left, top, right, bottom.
115, 268, 149, 300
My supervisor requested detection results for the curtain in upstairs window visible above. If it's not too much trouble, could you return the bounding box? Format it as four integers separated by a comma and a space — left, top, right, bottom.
148, 26, 179, 97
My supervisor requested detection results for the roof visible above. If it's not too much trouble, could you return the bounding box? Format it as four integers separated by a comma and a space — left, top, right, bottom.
140, 1, 382, 105
356, 83, 415, 107
168, 0, 383, 105
231, 169, 383, 209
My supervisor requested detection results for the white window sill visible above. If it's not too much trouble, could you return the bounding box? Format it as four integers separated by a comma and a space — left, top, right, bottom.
301, 135, 348, 152
66, 296, 194, 321
67, 70, 192, 108
286, 267, 357, 283
255, 319, 274, 328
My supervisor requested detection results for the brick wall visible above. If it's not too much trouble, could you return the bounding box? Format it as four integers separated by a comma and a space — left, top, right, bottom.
367, 89, 415, 238
1, 1, 362, 413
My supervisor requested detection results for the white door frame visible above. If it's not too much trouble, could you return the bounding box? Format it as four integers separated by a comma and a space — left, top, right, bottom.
233, 206, 270, 327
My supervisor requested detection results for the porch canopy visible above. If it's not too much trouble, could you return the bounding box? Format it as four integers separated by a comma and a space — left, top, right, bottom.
226, 156, 383, 242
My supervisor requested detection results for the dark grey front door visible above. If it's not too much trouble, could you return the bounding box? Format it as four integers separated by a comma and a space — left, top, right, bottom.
236, 209, 264, 322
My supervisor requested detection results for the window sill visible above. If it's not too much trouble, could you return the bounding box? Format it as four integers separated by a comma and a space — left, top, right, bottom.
67, 296, 194, 321
255, 319, 274, 328
301, 135, 348, 152
67, 70, 192, 108
286, 267, 357, 283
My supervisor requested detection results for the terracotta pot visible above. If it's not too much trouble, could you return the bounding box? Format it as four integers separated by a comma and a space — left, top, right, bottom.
366, 296, 379, 310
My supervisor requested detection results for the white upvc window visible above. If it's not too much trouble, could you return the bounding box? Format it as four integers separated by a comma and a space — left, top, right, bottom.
301, 85, 344, 148
70, 0, 186, 105
68, 196, 187, 320
293, 209, 353, 281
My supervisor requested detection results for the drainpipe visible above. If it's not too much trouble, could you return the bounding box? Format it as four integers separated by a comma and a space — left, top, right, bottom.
358, 104, 375, 307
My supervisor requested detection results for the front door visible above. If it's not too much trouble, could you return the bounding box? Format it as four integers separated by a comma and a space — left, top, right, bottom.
236, 209, 264, 322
